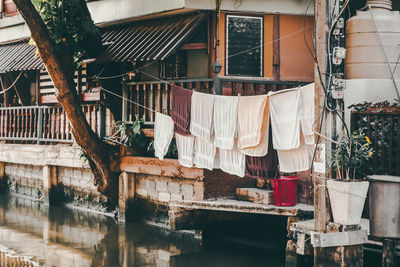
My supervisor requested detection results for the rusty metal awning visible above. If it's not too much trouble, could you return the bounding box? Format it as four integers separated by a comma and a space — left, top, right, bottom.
0, 41, 45, 73
98, 12, 207, 62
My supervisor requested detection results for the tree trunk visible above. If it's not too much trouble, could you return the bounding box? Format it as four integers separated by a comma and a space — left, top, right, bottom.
13, 0, 115, 199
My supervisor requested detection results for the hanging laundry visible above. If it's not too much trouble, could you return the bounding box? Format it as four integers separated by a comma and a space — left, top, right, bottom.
219, 142, 245, 177
277, 134, 313, 173
245, 129, 278, 179
194, 136, 218, 170
299, 83, 315, 145
171, 84, 193, 135
269, 89, 301, 150
237, 95, 269, 156
190, 91, 214, 141
213, 95, 238, 150
175, 133, 195, 168
154, 112, 174, 160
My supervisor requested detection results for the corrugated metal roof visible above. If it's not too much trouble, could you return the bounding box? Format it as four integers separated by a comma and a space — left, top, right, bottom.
0, 12, 207, 72
98, 12, 207, 62
0, 41, 45, 73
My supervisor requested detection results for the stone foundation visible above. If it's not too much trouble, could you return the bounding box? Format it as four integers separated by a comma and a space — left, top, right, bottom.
119, 156, 257, 221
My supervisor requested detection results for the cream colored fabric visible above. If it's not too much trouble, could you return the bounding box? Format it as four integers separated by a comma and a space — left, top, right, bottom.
277, 136, 313, 173
237, 95, 269, 156
269, 89, 301, 150
299, 83, 315, 145
154, 112, 174, 160
176, 133, 195, 168
219, 142, 245, 177
213, 95, 238, 150
194, 136, 218, 170
190, 91, 214, 141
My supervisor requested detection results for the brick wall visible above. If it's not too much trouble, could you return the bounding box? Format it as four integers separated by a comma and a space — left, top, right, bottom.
58, 166, 98, 197
5, 163, 43, 197
135, 173, 202, 203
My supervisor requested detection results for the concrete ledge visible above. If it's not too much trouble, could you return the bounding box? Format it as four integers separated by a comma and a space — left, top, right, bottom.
0, 144, 90, 169
170, 198, 314, 217
311, 230, 368, 248
120, 156, 204, 180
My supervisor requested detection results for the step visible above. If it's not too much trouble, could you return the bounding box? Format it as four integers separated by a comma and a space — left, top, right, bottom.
236, 188, 274, 205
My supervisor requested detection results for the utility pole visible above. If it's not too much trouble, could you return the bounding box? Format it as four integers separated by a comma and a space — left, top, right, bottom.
313, 0, 364, 266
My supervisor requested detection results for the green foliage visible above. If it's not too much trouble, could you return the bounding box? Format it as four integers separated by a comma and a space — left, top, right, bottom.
331, 128, 374, 181
116, 118, 153, 155
31, 0, 102, 66
148, 138, 178, 159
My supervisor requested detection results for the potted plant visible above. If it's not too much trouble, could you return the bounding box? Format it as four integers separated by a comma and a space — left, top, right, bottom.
327, 128, 374, 225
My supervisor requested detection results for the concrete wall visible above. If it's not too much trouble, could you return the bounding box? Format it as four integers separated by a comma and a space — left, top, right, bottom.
0, 144, 99, 200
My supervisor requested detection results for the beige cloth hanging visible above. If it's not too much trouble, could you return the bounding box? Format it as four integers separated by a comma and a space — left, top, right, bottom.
237, 95, 269, 156
277, 135, 313, 173
154, 112, 174, 160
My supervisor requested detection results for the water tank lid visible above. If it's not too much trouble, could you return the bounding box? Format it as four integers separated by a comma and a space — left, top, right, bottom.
367, 175, 400, 183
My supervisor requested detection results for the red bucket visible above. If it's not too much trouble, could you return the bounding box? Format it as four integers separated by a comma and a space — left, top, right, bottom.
272, 176, 299, 206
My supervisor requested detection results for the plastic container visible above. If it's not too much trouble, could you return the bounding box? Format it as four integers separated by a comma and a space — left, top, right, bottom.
272, 176, 299, 206
368, 175, 400, 238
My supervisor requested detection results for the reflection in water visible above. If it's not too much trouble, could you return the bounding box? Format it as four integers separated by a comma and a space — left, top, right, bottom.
0, 196, 283, 267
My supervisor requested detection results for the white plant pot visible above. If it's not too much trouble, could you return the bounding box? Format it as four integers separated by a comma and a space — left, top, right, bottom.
327, 180, 369, 225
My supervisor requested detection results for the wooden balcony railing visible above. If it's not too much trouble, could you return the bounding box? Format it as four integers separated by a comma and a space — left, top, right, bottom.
351, 108, 400, 176
0, 104, 104, 143
124, 77, 308, 123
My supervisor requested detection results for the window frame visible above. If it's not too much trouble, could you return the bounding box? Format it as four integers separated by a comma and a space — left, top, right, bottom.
225, 14, 264, 77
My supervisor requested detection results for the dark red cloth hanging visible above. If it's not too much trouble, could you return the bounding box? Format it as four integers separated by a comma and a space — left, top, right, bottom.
245, 128, 279, 179
171, 84, 193, 135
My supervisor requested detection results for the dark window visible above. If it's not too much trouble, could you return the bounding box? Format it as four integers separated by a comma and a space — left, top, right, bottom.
161, 51, 187, 80
226, 15, 263, 77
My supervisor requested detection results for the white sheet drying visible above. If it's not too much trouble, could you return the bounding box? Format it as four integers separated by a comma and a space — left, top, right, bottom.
154, 112, 175, 160
190, 91, 214, 141
269, 89, 300, 150
213, 95, 238, 150
175, 133, 195, 168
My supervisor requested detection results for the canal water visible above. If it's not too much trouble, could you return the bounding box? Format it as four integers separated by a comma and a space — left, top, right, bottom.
0, 195, 288, 267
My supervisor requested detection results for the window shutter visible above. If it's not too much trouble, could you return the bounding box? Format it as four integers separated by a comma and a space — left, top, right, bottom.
226, 15, 263, 77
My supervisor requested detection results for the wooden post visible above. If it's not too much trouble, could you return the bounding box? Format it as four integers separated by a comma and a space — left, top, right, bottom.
118, 171, 135, 222
99, 104, 106, 138
313, 0, 331, 234
42, 165, 57, 204
382, 239, 396, 267
35, 70, 40, 105
272, 14, 280, 81
121, 81, 129, 122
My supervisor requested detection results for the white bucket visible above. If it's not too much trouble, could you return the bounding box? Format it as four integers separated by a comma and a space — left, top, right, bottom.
327, 180, 369, 225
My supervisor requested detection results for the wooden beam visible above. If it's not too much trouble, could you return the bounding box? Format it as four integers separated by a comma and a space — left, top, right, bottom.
180, 43, 207, 50
272, 14, 280, 81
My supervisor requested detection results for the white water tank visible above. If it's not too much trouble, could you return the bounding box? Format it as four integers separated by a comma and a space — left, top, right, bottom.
345, 0, 400, 79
